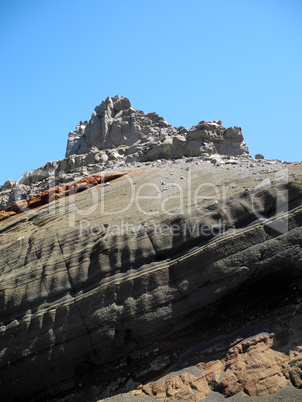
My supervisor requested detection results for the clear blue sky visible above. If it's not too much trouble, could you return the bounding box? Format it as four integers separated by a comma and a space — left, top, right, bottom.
1, 0, 301, 185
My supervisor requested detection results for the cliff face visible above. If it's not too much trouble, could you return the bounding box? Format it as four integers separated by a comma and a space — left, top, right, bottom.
0, 98, 301, 401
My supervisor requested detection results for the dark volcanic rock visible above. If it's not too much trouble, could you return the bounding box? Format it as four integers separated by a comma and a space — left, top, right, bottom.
0, 159, 302, 401
0, 97, 301, 401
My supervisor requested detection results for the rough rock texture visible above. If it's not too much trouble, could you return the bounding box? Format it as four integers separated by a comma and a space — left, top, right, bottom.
0, 156, 302, 401
0, 152, 289, 214
0, 97, 301, 401
65, 95, 248, 160
0, 173, 126, 222
0, 96, 249, 212
128, 333, 300, 400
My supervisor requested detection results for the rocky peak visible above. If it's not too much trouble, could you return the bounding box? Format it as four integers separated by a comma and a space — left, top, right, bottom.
65, 95, 249, 158
0, 96, 251, 211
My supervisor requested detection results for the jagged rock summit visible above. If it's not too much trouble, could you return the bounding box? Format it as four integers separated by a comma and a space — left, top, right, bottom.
0, 95, 249, 212
66, 95, 249, 160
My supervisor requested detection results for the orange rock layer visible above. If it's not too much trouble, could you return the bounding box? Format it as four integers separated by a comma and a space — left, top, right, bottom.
0, 173, 126, 222
132, 334, 302, 400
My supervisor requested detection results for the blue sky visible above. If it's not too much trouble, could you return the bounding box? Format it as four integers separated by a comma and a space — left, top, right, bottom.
1, 0, 301, 185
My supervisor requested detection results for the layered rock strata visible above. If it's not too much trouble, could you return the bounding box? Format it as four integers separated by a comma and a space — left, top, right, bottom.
0, 159, 301, 401
0, 97, 301, 401
0, 173, 126, 222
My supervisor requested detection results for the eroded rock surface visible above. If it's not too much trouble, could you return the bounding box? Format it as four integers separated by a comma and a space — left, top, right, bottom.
0, 173, 126, 222
0, 159, 301, 401
128, 333, 301, 400
65, 95, 248, 159
0, 97, 301, 401
0, 95, 249, 211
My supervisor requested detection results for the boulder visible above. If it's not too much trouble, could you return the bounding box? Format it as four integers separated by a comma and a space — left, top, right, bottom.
0, 180, 16, 191
0, 210, 16, 221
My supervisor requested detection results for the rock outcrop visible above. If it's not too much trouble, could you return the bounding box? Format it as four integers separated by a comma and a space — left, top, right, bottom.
66, 95, 248, 160
0, 97, 301, 402
0, 157, 301, 401
0, 96, 248, 213
130, 333, 302, 400
0, 173, 126, 222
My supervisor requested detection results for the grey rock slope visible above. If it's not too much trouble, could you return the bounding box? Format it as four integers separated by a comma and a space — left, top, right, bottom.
0, 95, 248, 212
0, 158, 301, 401
0, 97, 301, 401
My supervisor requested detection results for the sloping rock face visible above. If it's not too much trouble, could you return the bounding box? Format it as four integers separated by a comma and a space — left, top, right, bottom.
0, 96, 248, 213
0, 157, 302, 401
66, 95, 248, 159
0, 173, 126, 222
